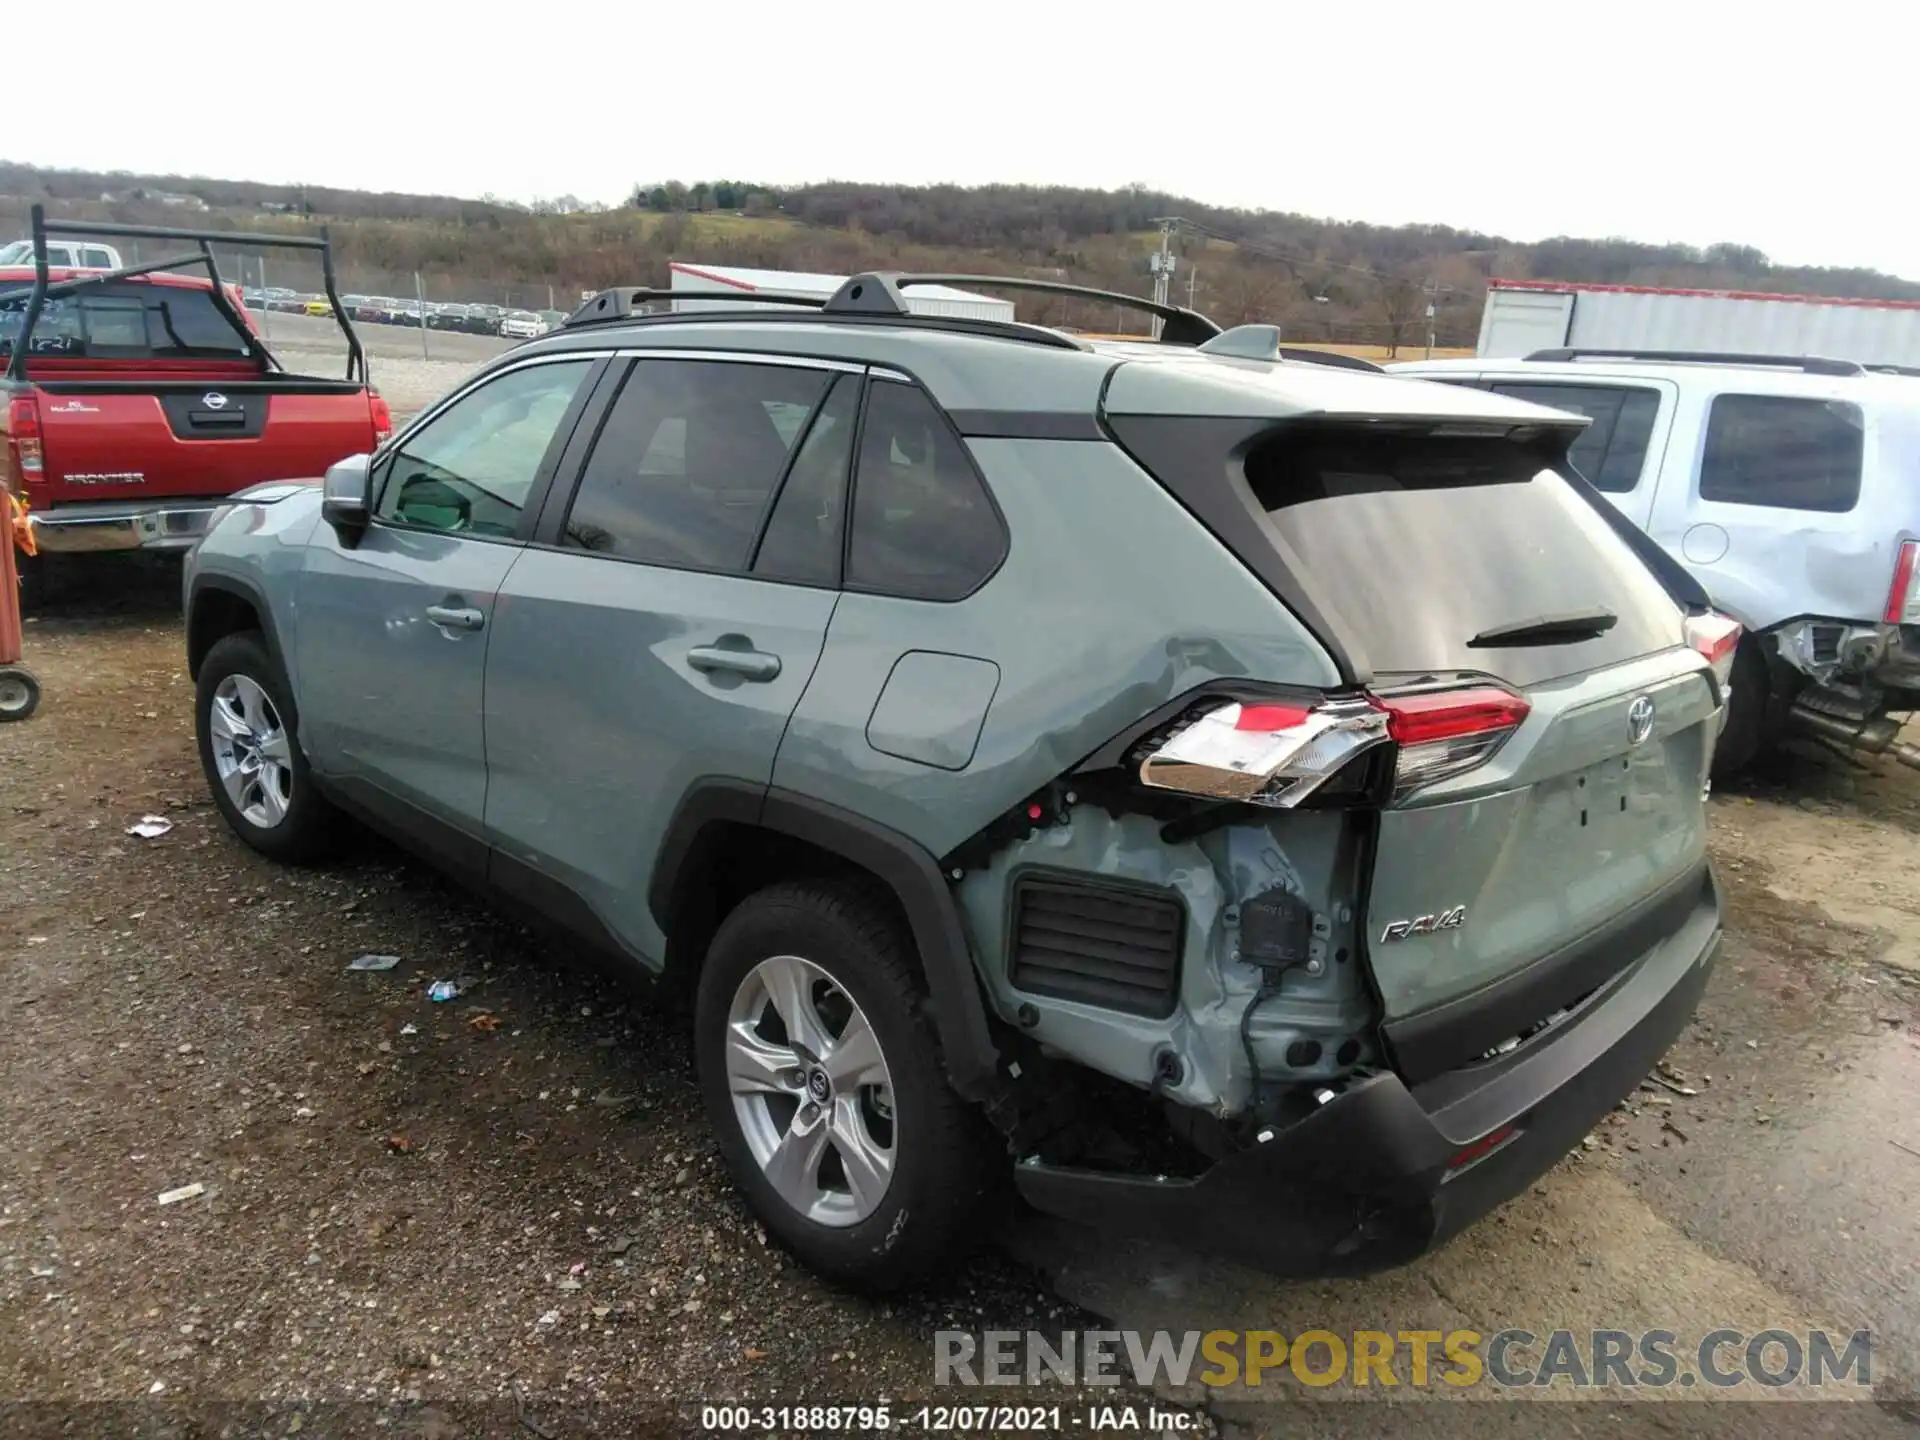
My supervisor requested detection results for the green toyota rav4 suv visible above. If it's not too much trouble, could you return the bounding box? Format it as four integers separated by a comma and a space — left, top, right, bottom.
183, 274, 1732, 1291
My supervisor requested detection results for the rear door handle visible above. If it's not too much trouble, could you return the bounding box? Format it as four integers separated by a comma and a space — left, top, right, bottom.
424, 604, 485, 632
686, 645, 781, 682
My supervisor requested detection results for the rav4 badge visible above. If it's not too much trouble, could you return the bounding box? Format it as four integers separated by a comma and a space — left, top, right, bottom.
1379, 906, 1466, 943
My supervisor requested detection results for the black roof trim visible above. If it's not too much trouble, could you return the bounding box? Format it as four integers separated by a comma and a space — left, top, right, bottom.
827, 272, 1222, 347
555, 301, 1087, 352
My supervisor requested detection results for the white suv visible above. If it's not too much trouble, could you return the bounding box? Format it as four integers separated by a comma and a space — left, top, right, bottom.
1394, 349, 1920, 772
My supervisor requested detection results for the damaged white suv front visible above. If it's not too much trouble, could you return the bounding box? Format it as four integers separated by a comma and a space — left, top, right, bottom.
1393, 351, 1920, 773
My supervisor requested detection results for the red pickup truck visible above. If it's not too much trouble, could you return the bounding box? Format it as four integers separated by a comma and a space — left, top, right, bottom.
2, 209, 389, 578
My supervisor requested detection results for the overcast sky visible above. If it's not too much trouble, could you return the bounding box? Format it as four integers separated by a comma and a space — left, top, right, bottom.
19, 0, 1919, 277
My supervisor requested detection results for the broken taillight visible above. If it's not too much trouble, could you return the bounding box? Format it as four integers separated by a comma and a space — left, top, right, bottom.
1885, 540, 1920, 625
1138, 683, 1532, 808
1683, 610, 1741, 693
1139, 697, 1390, 808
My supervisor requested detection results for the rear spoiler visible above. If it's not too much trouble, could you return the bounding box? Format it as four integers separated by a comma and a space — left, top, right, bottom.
2, 203, 365, 386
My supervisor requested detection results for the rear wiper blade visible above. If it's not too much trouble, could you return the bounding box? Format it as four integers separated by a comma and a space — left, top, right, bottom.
1468, 608, 1618, 648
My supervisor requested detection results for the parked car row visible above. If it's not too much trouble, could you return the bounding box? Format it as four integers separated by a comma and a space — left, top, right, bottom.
239, 287, 556, 338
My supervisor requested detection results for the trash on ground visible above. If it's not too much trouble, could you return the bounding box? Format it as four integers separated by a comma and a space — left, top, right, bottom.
156, 1182, 205, 1206
427, 980, 461, 1003
468, 1012, 501, 1031
387, 1133, 417, 1154
400, 1023, 418, 1036
349, 953, 402, 972
126, 815, 173, 839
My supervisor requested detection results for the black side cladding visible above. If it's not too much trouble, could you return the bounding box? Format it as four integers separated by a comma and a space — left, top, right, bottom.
1008, 875, 1184, 1019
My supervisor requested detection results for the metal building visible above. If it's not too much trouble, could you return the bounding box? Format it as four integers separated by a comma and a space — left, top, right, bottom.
668, 262, 1016, 323
1477, 277, 1920, 368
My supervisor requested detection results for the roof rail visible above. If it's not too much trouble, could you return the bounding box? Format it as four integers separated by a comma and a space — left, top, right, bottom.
824, 272, 1222, 346
563, 286, 825, 328
1523, 347, 1865, 377
5, 202, 363, 384
1865, 363, 1920, 378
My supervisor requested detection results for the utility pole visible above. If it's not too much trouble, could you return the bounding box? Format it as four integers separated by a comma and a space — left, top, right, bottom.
1148, 217, 1180, 339
1422, 280, 1441, 359
1187, 264, 1197, 309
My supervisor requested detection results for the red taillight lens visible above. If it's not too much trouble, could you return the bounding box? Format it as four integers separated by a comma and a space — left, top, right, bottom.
5, 393, 43, 481
1376, 687, 1531, 745
1885, 540, 1920, 625
1684, 610, 1742, 693
1373, 685, 1530, 794
369, 390, 393, 444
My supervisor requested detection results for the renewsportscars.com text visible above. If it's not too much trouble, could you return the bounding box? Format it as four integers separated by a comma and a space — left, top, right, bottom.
934, 1328, 1874, 1391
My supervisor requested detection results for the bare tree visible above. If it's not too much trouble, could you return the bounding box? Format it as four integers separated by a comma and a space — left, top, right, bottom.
1208, 264, 1289, 328
1373, 277, 1426, 358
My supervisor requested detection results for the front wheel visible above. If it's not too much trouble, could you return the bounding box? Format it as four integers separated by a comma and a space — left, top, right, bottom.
195, 631, 340, 862
695, 881, 998, 1293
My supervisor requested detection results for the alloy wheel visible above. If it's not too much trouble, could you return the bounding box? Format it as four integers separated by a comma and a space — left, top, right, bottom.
208, 674, 294, 829
725, 954, 896, 1227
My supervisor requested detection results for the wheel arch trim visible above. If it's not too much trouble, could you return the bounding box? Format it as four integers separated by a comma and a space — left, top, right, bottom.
651, 780, 1002, 1098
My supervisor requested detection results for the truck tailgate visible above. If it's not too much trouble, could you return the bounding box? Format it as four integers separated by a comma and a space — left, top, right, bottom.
34, 379, 375, 502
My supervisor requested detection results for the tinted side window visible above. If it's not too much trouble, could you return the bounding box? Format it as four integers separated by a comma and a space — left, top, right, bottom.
376, 359, 592, 537
563, 359, 830, 570
752, 375, 858, 587
1699, 395, 1863, 512
1488, 383, 1661, 493
846, 380, 1005, 601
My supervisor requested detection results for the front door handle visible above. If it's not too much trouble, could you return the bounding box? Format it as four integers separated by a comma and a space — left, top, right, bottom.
686, 645, 781, 682
425, 604, 485, 632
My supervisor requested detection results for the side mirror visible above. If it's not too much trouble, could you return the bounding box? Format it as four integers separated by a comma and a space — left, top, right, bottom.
321, 453, 373, 544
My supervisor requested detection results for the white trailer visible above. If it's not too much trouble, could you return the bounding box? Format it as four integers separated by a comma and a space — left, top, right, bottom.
668, 262, 1016, 323
1476, 278, 1920, 368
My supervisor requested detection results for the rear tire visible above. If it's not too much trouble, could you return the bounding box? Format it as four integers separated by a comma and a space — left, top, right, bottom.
1711, 638, 1774, 779
695, 880, 998, 1293
195, 631, 341, 863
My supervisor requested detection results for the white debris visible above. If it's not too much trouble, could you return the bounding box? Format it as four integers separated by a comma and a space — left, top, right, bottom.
349, 953, 402, 972
156, 1183, 205, 1206
126, 815, 173, 839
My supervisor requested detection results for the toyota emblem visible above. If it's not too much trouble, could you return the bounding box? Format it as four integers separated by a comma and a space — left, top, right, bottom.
201, 392, 228, 410
1627, 695, 1656, 747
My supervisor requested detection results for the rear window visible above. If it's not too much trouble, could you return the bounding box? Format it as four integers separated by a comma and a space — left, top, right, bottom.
0, 280, 251, 360
1247, 427, 1684, 686
1698, 394, 1863, 512
1486, 383, 1660, 493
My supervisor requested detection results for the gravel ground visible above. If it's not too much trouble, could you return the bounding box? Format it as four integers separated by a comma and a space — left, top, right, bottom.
0, 569, 1193, 1434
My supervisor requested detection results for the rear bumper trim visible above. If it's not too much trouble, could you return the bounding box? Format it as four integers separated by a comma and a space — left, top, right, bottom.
1013, 872, 1719, 1276
29, 502, 224, 554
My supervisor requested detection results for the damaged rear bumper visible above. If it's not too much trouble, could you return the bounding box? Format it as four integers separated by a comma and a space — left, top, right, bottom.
1013, 871, 1720, 1276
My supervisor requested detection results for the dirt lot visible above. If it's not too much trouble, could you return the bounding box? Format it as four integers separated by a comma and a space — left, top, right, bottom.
1, 569, 1917, 1436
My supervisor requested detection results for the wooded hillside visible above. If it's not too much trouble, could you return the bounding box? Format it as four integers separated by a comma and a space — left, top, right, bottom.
4, 163, 1910, 348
